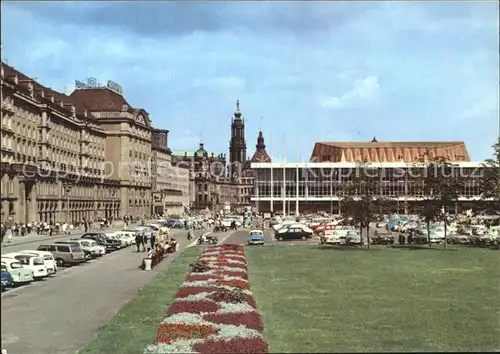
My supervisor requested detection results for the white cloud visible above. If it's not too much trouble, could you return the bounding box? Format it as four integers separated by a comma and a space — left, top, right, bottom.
321, 76, 380, 109
193, 76, 246, 90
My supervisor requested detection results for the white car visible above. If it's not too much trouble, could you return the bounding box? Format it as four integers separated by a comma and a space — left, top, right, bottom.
105, 232, 126, 248
320, 229, 342, 245
20, 250, 58, 274
116, 231, 137, 245
2, 253, 48, 279
345, 231, 362, 245
1, 259, 34, 284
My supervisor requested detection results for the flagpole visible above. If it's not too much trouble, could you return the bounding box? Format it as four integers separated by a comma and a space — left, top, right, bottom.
270, 135, 274, 214
295, 137, 299, 216
282, 134, 286, 216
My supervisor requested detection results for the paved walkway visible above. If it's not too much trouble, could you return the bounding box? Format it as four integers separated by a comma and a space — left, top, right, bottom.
1, 229, 235, 354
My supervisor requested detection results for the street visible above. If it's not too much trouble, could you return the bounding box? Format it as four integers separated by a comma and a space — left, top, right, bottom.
1, 228, 234, 354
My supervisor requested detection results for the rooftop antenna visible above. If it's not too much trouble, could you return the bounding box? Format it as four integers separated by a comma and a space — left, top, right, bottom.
200, 130, 203, 144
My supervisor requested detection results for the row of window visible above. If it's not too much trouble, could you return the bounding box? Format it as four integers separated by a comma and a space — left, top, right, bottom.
254, 168, 484, 180
254, 183, 484, 198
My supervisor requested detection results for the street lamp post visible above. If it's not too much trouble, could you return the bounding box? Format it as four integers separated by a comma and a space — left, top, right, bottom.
139, 189, 146, 217
109, 188, 117, 219
62, 182, 73, 224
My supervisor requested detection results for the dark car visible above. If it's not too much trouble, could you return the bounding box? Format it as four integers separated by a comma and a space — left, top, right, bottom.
371, 231, 395, 245
1, 264, 13, 291
275, 225, 313, 241
81, 233, 120, 252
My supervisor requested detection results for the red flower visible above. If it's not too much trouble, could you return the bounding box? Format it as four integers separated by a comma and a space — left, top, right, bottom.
168, 300, 221, 315
193, 338, 268, 353
203, 312, 264, 332
176, 286, 219, 298
215, 279, 250, 290
219, 270, 249, 280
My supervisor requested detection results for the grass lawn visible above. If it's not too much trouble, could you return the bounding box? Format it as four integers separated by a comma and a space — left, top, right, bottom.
78, 247, 203, 354
246, 245, 500, 353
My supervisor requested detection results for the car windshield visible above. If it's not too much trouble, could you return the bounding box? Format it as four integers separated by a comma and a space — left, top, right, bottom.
43, 254, 53, 260
10, 262, 23, 269
89, 241, 97, 246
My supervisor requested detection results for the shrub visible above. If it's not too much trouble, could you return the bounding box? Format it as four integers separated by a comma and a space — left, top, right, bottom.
210, 288, 247, 304
190, 260, 211, 273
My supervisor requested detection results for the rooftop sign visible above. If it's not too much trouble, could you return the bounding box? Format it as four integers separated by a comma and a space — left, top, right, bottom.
74, 78, 123, 95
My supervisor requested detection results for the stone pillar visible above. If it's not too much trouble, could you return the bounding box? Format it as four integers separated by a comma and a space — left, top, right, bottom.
120, 186, 128, 218
28, 182, 37, 223
1, 199, 9, 222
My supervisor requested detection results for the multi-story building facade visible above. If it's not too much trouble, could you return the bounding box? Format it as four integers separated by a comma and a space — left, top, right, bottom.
251, 140, 486, 214
171, 142, 227, 212
69, 85, 152, 218
0, 62, 152, 224
151, 128, 189, 216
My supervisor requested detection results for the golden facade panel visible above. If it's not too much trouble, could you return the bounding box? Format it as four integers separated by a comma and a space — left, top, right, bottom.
311, 140, 471, 163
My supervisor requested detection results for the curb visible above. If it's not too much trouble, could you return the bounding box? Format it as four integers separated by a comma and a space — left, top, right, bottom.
2, 228, 122, 248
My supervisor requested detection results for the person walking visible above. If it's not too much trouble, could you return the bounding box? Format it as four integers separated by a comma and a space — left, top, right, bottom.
135, 233, 143, 252
150, 231, 156, 249
142, 233, 148, 252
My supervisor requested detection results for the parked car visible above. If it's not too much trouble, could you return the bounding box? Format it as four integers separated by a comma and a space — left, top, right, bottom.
109, 231, 135, 246
37, 243, 86, 266
371, 231, 395, 245
248, 230, 265, 245
1, 258, 34, 285
319, 229, 342, 245
1, 264, 13, 291
2, 253, 48, 279
275, 224, 313, 241
103, 233, 125, 248
81, 232, 120, 252
344, 231, 362, 245
117, 230, 137, 244
20, 250, 58, 275
59, 239, 105, 259
133, 226, 155, 240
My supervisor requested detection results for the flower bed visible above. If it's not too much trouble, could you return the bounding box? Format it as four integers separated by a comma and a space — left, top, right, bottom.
145, 244, 268, 353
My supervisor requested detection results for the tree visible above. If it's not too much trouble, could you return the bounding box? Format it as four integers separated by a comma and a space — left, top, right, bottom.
414, 152, 464, 250
481, 137, 500, 213
341, 161, 386, 249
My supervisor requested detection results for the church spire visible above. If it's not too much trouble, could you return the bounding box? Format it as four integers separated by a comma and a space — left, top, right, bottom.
256, 131, 266, 151
233, 99, 242, 120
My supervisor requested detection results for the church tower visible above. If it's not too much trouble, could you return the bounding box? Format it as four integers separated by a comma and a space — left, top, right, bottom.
229, 99, 247, 166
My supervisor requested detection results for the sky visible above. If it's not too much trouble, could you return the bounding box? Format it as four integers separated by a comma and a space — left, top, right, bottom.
1, 1, 499, 161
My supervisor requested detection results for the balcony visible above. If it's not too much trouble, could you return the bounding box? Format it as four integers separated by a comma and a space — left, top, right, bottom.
1, 102, 14, 113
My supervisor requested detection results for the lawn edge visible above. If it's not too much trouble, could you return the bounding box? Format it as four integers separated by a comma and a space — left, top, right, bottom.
77, 247, 203, 354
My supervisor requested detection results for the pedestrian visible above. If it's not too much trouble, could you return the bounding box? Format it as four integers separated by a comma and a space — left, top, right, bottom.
135, 233, 143, 252
142, 233, 148, 252
150, 231, 156, 249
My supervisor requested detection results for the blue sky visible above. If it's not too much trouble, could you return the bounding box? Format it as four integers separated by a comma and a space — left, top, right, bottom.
2, 1, 498, 161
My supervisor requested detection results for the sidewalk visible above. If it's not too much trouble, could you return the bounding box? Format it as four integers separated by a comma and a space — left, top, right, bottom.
2, 225, 125, 248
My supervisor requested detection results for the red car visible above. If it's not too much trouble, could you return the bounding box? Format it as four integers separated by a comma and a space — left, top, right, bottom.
314, 222, 335, 234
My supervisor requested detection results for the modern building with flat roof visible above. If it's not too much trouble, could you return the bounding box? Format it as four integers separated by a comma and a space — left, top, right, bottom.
250, 161, 488, 215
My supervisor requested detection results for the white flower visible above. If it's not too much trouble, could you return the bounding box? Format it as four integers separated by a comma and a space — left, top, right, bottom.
161, 313, 206, 325
220, 265, 247, 273
182, 280, 218, 288
217, 301, 255, 314
221, 275, 248, 282
209, 323, 263, 340
144, 339, 202, 353
175, 292, 216, 302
